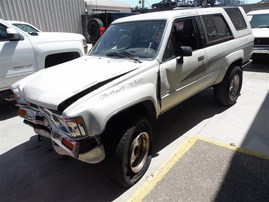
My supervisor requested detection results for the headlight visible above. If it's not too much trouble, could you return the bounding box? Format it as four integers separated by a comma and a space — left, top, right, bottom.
52, 114, 87, 139
66, 117, 87, 138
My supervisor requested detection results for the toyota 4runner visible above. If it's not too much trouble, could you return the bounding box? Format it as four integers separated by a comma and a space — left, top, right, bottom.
11, 7, 253, 187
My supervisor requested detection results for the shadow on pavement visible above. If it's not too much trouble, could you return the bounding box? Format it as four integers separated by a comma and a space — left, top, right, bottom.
245, 56, 269, 73
0, 100, 18, 121
152, 88, 227, 155
241, 92, 269, 155
0, 137, 126, 202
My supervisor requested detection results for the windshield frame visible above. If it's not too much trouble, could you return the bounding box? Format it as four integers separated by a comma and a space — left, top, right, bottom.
89, 20, 167, 61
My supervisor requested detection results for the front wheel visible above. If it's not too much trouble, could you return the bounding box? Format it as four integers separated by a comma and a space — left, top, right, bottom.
214, 66, 242, 106
103, 119, 152, 187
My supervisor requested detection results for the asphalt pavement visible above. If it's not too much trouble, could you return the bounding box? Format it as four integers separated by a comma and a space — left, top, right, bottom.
129, 138, 269, 202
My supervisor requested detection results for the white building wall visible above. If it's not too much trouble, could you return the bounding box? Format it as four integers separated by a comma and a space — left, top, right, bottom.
85, 0, 131, 13
0, 0, 85, 34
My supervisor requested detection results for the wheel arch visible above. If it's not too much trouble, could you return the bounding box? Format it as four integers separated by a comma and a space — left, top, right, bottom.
215, 56, 243, 85
224, 58, 243, 79
104, 99, 157, 132
225, 49, 244, 73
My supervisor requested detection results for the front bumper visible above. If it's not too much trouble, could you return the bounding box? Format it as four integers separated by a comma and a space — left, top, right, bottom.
19, 104, 105, 164
253, 45, 269, 54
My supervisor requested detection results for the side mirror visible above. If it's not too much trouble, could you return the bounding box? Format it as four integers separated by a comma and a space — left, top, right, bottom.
178, 46, 192, 56
6, 28, 22, 41
176, 46, 192, 64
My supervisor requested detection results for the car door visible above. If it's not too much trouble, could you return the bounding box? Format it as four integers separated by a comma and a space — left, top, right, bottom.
0, 22, 36, 92
159, 17, 208, 112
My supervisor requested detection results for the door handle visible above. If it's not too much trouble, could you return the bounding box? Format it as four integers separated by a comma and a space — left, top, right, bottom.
198, 56, 204, 61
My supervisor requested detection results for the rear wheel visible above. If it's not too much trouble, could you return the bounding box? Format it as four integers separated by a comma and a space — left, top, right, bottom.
214, 66, 242, 106
103, 119, 152, 187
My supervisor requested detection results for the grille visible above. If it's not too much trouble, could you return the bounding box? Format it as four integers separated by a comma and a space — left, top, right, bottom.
254, 38, 269, 46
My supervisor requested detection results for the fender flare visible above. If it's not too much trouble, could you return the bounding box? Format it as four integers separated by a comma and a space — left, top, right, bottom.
215, 50, 244, 84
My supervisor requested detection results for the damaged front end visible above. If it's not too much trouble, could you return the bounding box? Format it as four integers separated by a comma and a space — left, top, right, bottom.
17, 101, 105, 164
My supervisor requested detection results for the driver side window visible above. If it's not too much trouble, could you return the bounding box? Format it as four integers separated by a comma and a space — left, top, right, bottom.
0, 23, 8, 41
163, 18, 199, 62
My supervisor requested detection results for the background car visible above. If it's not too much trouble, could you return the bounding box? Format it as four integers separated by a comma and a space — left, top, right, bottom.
0, 18, 86, 100
7, 20, 41, 34
247, 9, 269, 57
151, 0, 179, 9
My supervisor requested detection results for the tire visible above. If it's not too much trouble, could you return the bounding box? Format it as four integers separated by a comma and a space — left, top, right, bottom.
87, 18, 103, 42
214, 66, 242, 106
103, 119, 152, 187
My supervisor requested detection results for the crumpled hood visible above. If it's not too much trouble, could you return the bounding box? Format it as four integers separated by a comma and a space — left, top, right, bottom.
251, 28, 269, 38
15, 56, 149, 110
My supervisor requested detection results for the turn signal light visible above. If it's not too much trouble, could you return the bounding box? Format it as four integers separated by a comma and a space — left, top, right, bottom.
62, 137, 78, 151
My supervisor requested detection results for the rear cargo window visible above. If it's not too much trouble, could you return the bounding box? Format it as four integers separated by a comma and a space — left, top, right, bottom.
224, 7, 247, 30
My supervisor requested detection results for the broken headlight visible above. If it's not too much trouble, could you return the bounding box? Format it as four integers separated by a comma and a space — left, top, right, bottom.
66, 117, 87, 138
52, 114, 87, 139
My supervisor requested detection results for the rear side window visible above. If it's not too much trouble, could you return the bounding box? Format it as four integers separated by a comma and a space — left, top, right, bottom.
224, 7, 247, 30
202, 14, 233, 44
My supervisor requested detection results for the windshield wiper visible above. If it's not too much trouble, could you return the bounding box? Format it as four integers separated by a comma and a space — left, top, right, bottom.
106, 52, 142, 63
106, 52, 127, 58
260, 25, 269, 28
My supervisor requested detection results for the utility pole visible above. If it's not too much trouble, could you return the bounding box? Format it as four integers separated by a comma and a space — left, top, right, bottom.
139, 0, 145, 9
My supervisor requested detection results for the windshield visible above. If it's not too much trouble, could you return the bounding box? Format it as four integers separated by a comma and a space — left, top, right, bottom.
89, 20, 166, 60
249, 14, 269, 28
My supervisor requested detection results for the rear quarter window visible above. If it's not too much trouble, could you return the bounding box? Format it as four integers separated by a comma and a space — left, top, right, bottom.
202, 14, 233, 44
224, 7, 247, 30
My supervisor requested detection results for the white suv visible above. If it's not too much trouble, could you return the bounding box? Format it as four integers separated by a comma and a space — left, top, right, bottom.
12, 7, 253, 187
247, 9, 269, 56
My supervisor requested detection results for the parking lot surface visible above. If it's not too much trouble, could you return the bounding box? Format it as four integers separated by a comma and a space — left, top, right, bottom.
0, 59, 268, 202
130, 138, 269, 202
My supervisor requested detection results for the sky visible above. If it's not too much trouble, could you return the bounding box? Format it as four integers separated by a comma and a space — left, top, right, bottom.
115, 0, 260, 8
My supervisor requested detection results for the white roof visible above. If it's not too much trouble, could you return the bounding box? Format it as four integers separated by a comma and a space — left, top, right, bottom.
247, 9, 269, 15
113, 7, 226, 24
